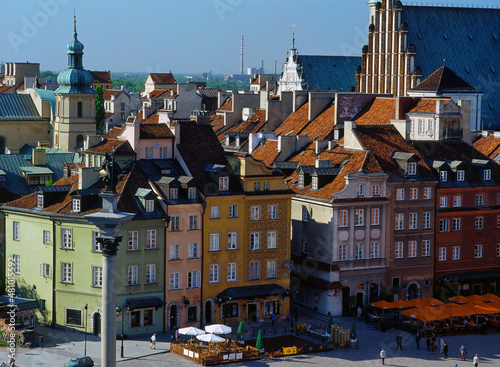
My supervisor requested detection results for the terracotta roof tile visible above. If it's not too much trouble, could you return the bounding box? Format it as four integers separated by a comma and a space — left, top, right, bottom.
251, 140, 279, 167
149, 73, 176, 85
103, 89, 122, 100
218, 97, 232, 111
300, 104, 335, 141
210, 115, 225, 134
90, 71, 112, 84
408, 98, 450, 114
233, 109, 267, 134
139, 124, 174, 139
140, 112, 159, 124
354, 97, 417, 125
104, 126, 125, 139
411, 65, 480, 93
142, 89, 169, 99
0, 85, 11, 94
274, 102, 309, 136
473, 134, 500, 159
86, 138, 135, 155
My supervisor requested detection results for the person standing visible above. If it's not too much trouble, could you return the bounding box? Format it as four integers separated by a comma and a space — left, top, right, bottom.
425, 336, 431, 351
415, 332, 421, 349
431, 333, 436, 354
271, 312, 276, 327
380, 348, 387, 365
460, 344, 467, 361
443, 342, 449, 359
473, 353, 479, 367
396, 333, 403, 350
150, 333, 157, 349
439, 336, 445, 353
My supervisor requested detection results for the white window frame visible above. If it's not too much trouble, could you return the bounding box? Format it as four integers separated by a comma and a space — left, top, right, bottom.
452, 246, 460, 261
311, 177, 318, 190
254, 181, 260, 191
188, 242, 199, 258
338, 244, 348, 261
227, 262, 237, 281
474, 245, 483, 258
475, 216, 483, 230
339, 210, 348, 227
219, 176, 229, 191
395, 242, 403, 259
354, 243, 364, 260
356, 184, 365, 197
263, 180, 269, 190
170, 215, 181, 231
440, 196, 448, 208
209, 233, 220, 251
369, 242, 380, 258
188, 187, 196, 199
452, 218, 461, 231
189, 214, 199, 230
249, 262, 260, 280
146, 264, 156, 284
145, 199, 154, 212
209, 264, 219, 283
62, 228, 72, 249
42, 263, 51, 278
355, 209, 364, 226
93, 232, 101, 252
396, 188, 405, 201
170, 244, 181, 260
408, 162, 417, 175
423, 187, 432, 199
128, 265, 138, 285
422, 240, 431, 257
267, 231, 277, 249
72, 198, 80, 212
423, 212, 431, 229
251, 206, 260, 221
438, 247, 447, 261
43, 230, 51, 245
453, 195, 462, 207
211, 206, 220, 219
169, 272, 180, 290
439, 219, 449, 232
250, 232, 260, 250
476, 195, 484, 206
268, 205, 277, 220
302, 206, 308, 222
128, 231, 138, 250
440, 170, 448, 182
169, 188, 178, 200
457, 170, 465, 181
13, 254, 20, 274
228, 204, 238, 218
408, 241, 417, 258
227, 232, 238, 250
409, 188, 418, 200
188, 270, 199, 288
62, 262, 72, 283
372, 184, 380, 196
409, 212, 418, 230
92, 266, 102, 287
395, 213, 404, 230
146, 229, 156, 249
371, 208, 380, 225
484, 169, 492, 181
266, 260, 276, 279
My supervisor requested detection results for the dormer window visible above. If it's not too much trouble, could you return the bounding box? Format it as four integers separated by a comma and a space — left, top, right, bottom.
356, 184, 365, 197
311, 177, 318, 190
145, 199, 154, 212
37, 194, 44, 209
188, 187, 196, 199
440, 171, 448, 182
484, 169, 492, 181
457, 170, 465, 181
298, 174, 304, 188
219, 176, 229, 191
72, 198, 80, 212
233, 161, 240, 173
170, 188, 178, 200
372, 184, 380, 196
408, 162, 417, 176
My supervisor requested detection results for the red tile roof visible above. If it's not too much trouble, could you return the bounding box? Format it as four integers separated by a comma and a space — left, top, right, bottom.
210, 115, 225, 134
140, 124, 174, 139
411, 65, 480, 93
149, 73, 176, 85
141, 112, 159, 124
233, 109, 267, 134
274, 102, 309, 136
142, 89, 169, 99
473, 134, 500, 159
251, 139, 279, 167
103, 89, 122, 100
86, 138, 135, 155
104, 126, 125, 139
218, 97, 233, 111
300, 104, 335, 141
90, 71, 112, 84
354, 97, 417, 125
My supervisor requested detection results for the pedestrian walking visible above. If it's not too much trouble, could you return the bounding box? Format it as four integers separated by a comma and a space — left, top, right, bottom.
357, 306, 362, 320
460, 343, 467, 361
415, 332, 421, 349
473, 353, 479, 367
396, 333, 403, 350
271, 312, 276, 327
380, 348, 387, 365
439, 336, 444, 353
443, 342, 449, 359
150, 333, 157, 349
425, 336, 431, 351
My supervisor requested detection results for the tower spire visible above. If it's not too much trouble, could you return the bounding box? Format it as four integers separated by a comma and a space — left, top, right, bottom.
291, 20, 297, 49
73, 8, 77, 34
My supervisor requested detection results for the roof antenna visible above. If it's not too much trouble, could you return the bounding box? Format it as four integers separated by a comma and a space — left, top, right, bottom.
443, 58, 446, 67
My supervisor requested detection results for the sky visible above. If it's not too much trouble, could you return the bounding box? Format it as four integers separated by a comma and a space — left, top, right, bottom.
1, 0, 499, 75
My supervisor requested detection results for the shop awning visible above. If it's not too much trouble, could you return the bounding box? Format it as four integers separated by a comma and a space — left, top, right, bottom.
0, 296, 39, 311
216, 284, 287, 300
293, 272, 344, 290
125, 297, 165, 310
440, 269, 500, 282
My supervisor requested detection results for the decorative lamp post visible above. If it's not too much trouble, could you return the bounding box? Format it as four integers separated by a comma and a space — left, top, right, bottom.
286, 289, 298, 330
85, 153, 134, 367
84, 304, 88, 355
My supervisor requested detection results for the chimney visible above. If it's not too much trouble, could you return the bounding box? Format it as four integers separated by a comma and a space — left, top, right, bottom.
78, 166, 100, 190
32, 147, 46, 166
315, 159, 332, 168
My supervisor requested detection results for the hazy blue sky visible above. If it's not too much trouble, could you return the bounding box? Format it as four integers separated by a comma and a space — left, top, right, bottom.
1, 0, 499, 74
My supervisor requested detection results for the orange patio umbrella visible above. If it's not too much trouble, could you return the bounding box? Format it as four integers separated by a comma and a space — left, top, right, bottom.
401, 307, 449, 322
389, 300, 408, 309
404, 299, 428, 308
481, 294, 500, 303
434, 303, 476, 318
371, 300, 393, 309
465, 294, 485, 304
449, 295, 469, 304
474, 302, 500, 315
422, 297, 445, 306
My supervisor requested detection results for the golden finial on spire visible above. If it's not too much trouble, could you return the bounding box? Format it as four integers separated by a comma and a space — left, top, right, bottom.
291, 20, 297, 48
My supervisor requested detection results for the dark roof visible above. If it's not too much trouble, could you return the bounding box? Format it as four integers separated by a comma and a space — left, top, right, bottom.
139, 124, 174, 139
403, 5, 500, 128
0, 296, 39, 311
297, 55, 361, 92
217, 284, 287, 300
0, 94, 43, 120
90, 71, 112, 84
125, 296, 165, 310
411, 65, 480, 93
149, 73, 176, 85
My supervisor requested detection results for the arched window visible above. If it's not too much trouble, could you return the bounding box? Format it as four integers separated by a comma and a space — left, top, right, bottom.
77, 102, 83, 117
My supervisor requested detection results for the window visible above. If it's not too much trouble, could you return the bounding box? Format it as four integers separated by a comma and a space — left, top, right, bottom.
66, 308, 82, 327
409, 213, 418, 230
209, 233, 220, 251
145, 200, 154, 212
189, 215, 199, 230
93, 232, 101, 251
37, 194, 44, 208
130, 308, 155, 328
356, 184, 365, 197
62, 228, 72, 248
409, 188, 418, 200
127, 265, 138, 285
160, 146, 167, 159
188, 187, 196, 199
228, 204, 238, 218
92, 266, 102, 286
395, 213, 404, 230
440, 170, 448, 182
251, 206, 260, 220
40, 300, 46, 312
452, 218, 461, 231
497, 215, 500, 228
474, 245, 483, 258
170, 244, 181, 260
423, 212, 431, 229
311, 177, 318, 190
457, 170, 465, 181
146, 147, 153, 159
395, 242, 403, 259
422, 240, 431, 257
169, 272, 180, 290
355, 209, 364, 226
222, 303, 239, 319
484, 169, 492, 181
188, 271, 199, 288
298, 174, 304, 188
77, 101, 83, 117
392, 277, 401, 289
169, 188, 178, 200
372, 184, 380, 196
128, 231, 138, 250
438, 247, 447, 261
408, 241, 417, 258
423, 187, 432, 199
268, 205, 277, 220
338, 244, 347, 261
227, 263, 237, 281
170, 216, 181, 231
339, 210, 348, 227
62, 262, 72, 283
418, 119, 425, 135
219, 176, 229, 191
497, 243, 500, 257
267, 260, 276, 279
227, 232, 238, 250
408, 162, 417, 175
250, 232, 260, 250
354, 243, 364, 260
209, 264, 219, 283
41, 263, 50, 278
476, 195, 484, 206
371, 208, 380, 225
428, 118, 435, 133
475, 216, 483, 230
146, 264, 156, 284
440, 196, 448, 208
263, 180, 269, 190
254, 181, 260, 191
267, 231, 277, 249
72, 199, 80, 212
452, 246, 460, 260
211, 206, 220, 219
146, 230, 156, 249
188, 242, 199, 258
498, 194, 500, 205
302, 206, 308, 222
12, 254, 20, 274
453, 196, 462, 207
250, 262, 260, 280
369, 242, 380, 258
264, 301, 281, 316
396, 188, 405, 200
43, 230, 50, 245
439, 219, 449, 232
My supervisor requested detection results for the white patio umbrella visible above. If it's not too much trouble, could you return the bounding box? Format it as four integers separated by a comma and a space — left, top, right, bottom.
196, 333, 226, 343
205, 324, 232, 335
178, 327, 206, 336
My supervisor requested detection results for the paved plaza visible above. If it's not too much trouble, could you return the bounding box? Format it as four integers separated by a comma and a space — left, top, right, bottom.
1, 316, 499, 366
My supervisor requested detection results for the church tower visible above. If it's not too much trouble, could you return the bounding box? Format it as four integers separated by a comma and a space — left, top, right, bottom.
53, 16, 96, 152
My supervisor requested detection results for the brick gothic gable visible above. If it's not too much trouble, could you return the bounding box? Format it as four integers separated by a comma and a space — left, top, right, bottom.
356, 0, 500, 130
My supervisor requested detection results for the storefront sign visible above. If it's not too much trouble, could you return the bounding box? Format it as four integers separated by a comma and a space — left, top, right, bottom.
283, 346, 297, 355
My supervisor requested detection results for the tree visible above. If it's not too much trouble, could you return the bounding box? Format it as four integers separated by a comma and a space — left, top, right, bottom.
95, 85, 105, 135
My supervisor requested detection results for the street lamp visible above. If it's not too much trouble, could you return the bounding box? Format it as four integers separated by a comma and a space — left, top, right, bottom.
218, 292, 232, 325
84, 304, 88, 355
115, 305, 127, 358
286, 289, 299, 330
